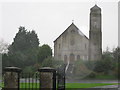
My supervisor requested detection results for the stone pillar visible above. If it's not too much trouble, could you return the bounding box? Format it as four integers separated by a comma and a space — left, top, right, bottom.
38, 67, 56, 90
4, 67, 22, 89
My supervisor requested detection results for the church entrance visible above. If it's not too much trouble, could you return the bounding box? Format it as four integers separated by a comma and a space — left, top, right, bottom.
70, 53, 75, 63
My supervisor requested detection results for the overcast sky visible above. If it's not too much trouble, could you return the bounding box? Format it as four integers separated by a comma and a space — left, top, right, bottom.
0, 0, 118, 52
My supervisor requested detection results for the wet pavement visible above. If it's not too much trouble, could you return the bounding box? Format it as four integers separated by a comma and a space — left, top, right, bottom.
94, 85, 119, 88
66, 79, 119, 83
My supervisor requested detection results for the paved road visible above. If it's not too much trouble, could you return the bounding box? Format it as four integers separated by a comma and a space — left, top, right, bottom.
66, 79, 119, 89
66, 79, 118, 83
94, 85, 119, 88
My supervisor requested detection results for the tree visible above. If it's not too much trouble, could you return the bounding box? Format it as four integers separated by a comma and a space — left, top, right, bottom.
94, 48, 114, 74
42, 56, 53, 67
8, 26, 39, 53
112, 47, 120, 78
3, 26, 39, 68
113, 47, 120, 62
37, 44, 52, 63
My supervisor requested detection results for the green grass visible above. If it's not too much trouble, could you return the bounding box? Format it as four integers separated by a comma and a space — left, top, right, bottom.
20, 83, 40, 88
19, 83, 118, 88
0, 82, 118, 88
0, 82, 3, 88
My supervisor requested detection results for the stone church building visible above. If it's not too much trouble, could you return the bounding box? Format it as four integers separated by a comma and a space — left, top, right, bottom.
54, 5, 102, 64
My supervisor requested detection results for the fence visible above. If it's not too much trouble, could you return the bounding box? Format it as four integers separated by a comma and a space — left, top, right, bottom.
20, 72, 40, 89
3, 66, 65, 90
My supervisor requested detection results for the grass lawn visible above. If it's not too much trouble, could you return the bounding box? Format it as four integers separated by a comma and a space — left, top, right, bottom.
19, 83, 118, 88
0, 82, 3, 88
0, 83, 118, 88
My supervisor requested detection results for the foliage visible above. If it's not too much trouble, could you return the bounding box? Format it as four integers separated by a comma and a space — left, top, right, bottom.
52, 59, 64, 69
73, 60, 91, 78
94, 47, 116, 74
37, 44, 52, 63
84, 60, 95, 70
41, 57, 53, 67
87, 72, 96, 78
113, 47, 120, 62
2, 26, 39, 69
8, 26, 39, 53
41, 57, 64, 69
22, 66, 35, 74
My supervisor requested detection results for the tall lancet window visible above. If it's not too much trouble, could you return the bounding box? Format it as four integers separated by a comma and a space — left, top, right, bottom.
70, 29, 75, 46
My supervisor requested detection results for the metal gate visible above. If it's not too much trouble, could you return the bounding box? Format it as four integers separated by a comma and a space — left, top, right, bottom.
3, 66, 66, 90
19, 72, 40, 89
57, 64, 66, 90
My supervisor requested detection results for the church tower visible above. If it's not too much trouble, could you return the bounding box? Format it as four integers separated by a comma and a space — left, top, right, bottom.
89, 5, 102, 60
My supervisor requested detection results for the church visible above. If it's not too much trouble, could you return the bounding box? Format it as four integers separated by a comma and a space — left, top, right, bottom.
54, 4, 102, 64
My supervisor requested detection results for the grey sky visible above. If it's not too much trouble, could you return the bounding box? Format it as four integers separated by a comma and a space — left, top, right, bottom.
0, 0, 118, 51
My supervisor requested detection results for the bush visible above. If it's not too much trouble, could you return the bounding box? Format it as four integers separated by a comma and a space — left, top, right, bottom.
87, 72, 96, 78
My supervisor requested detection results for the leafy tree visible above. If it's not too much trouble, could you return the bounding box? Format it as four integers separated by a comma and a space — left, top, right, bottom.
3, 26, 39, 68
37, 44, 52, 63
8, 26, 39, 53
42, 57, 53, 67
113, 47, 120, 62
94, 48, 114, 74
112, 47, 120, 78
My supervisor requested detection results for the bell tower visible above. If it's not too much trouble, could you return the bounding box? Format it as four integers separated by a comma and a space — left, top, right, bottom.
89, 5, 102, 60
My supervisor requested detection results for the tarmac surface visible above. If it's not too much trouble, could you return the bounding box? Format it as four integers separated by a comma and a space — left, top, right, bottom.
66, 79, 119, 83
94, 85, 119, 88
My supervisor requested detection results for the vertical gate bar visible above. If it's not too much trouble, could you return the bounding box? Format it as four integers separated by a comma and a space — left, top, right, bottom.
29, 73, 30, 90
54, 71, 56, 90
25, 73, 26, 90
39, 73, 40, 90
32, 73, 33, 90
21, 73, 22, 90
27, 73, 29, 90
36, 73, 37, 88
22, 73, 23, 89
26, 73, 29, 90
36, 73, 38, 88
33, 74, 35, 90
27, 74, 28, 90
18, 72, 20, 90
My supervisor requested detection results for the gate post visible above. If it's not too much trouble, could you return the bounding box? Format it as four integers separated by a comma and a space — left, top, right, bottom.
57, 64, 66, 90
3, 67, 22, 89
38, 67, 56, 90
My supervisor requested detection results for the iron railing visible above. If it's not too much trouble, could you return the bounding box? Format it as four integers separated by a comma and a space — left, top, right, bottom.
20, 72, 40, 89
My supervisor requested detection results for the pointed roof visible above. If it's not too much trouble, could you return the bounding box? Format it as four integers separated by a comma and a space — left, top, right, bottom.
90, 4, 101, 11
54, 23, 88, 42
